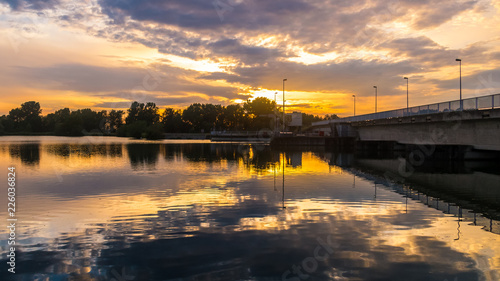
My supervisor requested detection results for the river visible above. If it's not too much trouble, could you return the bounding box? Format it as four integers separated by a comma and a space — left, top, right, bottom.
0, 136, 499, 281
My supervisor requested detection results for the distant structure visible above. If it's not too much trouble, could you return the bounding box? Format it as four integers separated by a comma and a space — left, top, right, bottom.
287, 111, 302, 127
285, 111, 302, 132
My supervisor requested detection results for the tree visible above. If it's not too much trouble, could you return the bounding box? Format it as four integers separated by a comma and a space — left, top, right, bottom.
139, 102, 159, 126
74, 108, 104, 132
44, 108, 71, 132
125, 101, 141, 124
144, 123, 164, 140
0, 116, 4, 135
182, 103, 204, 132
161, 108, 186, 133
108, 110, 124, 133
54, 108, 71, 121
20, 101, 42, 116
55, 112, 84, 136
126, 121, 148, 139
324, 114, 339, 120
302, 113, 324, 127
125, 101, 159, 126
243, 97, 276, 130
201, 104, 223, 132
244, 97, 276, 117
43, 113, 56, 132
8, 108, 23, 124
181, 103, 226, 132
120, 102, 163, 139
6, 101, 43, 132
223, 104, 246, 130
2, 99, 339, 136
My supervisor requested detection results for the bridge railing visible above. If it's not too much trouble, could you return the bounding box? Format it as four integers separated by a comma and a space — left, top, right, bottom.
324, 93, 500, 124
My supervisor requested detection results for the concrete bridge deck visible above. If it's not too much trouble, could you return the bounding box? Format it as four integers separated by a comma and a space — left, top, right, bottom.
311, 94, 500, 151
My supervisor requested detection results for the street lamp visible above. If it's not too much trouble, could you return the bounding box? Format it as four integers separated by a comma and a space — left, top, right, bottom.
352, 95, 356, 116
373, 86, 377, 113
404, 77, 409, 110
274, 92, 278, 134
456, 58, 462, 108
282, 79, 287, 132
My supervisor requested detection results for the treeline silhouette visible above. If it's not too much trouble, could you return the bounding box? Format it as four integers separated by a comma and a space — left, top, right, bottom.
0, 98, 337, 139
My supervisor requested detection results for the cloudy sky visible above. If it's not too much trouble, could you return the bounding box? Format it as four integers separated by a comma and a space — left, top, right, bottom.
0, 0, 499, 116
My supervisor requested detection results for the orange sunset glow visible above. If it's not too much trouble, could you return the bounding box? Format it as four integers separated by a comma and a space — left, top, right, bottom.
1, 0, 500, 117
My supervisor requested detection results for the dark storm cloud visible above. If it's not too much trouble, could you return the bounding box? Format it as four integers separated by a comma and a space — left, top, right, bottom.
9, 63, 242, 100
5, 0, 483, 65
379, 37, 460, 69
381, 37, 443, 57
0, 0, 59, 10
95, 0, 480, 51
82, 22, 206, 60
2, 0, 491, 105
12, 64, 155, 92
408, 0, 478, 29
208, 38, 288, 64
200, 59, 418, 97
377, 36, 500, 73
94, 0, 369, 55
58, 13, 85, 22
80, 0, 490, 101
108, 27, 288, 64
97, 0, 312, 28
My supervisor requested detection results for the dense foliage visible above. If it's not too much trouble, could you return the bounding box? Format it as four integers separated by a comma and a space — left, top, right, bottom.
0, 99, 336, 139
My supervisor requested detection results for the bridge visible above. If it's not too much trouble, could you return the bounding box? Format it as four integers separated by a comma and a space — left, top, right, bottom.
311, 93, 500, 151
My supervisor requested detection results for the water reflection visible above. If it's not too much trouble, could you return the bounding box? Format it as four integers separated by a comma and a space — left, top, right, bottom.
327, 150, 500, 235
46, 143, 123, 158
125, 143, 309, 173
9, 142, 40, 166
0, 137, 499, 281
174, 143, 277, 171
127, 143, 160, 169
340, 155, 500, 224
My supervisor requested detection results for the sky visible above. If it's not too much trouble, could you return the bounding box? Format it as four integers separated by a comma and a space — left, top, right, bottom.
0, 0, 499, 117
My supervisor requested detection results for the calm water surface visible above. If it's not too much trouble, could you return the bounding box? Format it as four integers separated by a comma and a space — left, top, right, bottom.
0, 136, 499, 281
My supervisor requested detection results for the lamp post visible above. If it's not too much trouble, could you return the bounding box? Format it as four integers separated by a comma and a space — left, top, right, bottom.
352, 94, 356, 116
373, 86, 377, 113
274, 92, 278, 134
282, 79, 287, 132
456, 58, 462, 108
404, 77, 409, 111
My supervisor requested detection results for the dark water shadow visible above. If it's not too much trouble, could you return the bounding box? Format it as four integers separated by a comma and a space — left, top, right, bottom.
9, 143, 40, 166
127, 143, 160, 169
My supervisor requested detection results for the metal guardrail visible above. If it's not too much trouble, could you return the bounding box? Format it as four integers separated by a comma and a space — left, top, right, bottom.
313, 93, 500, 126
211, 131, 273, 135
